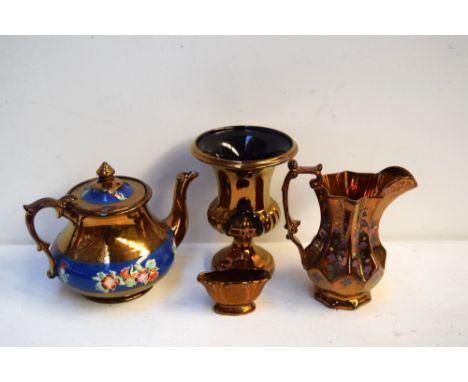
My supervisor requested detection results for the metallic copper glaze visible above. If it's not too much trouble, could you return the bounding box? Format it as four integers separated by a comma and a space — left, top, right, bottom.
192, 126, 298, 275
197, 269, 271, 315
282, 160, 417, 310
24, 162, 198, 303
23, 195, 78, 278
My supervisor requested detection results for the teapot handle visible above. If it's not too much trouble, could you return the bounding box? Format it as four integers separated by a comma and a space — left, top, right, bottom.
282, 160, 322, 256
23, 195, 77, 278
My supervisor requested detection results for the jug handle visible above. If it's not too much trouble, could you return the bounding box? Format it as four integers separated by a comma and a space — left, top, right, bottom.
282, 160, 322, 256
23, 195, 78, 279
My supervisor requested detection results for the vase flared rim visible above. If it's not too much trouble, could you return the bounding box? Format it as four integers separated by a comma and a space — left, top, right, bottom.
192, 125, 298, 170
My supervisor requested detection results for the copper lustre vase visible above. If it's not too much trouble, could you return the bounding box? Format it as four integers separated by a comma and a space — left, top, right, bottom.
192, 125, 298, 275
282, 160, 417, 310
23, 162, 198, 303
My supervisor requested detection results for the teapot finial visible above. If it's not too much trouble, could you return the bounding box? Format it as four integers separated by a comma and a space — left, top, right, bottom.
97, 162, 115, 182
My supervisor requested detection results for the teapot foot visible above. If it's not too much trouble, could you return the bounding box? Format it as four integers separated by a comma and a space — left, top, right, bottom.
214, 302, 256, 315
83, 287, 152, 304
314, 287, 371, 310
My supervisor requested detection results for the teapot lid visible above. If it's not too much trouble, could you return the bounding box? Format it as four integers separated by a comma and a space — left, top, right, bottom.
67, 162, 152, 216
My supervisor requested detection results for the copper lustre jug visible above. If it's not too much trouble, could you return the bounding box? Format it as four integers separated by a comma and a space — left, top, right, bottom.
23, 162, 198, 303
282, 160, 417, 310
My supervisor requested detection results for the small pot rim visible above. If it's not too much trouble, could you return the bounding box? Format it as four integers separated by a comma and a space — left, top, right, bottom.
197, 269, 271, 285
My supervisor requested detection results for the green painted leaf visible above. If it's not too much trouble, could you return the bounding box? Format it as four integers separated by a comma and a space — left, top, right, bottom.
109, 270, 117, 276
125, 278, 137, 287
145, 259, 156, 270
59, 273, 69, 283
95, 283, 106, 292
96, 272, 106, 280
135, 263, 143, 272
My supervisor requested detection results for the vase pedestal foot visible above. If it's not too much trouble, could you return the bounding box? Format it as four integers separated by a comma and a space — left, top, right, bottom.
214, 302, 256, 315
212, 242, 275, 275
314, 287, 371, 310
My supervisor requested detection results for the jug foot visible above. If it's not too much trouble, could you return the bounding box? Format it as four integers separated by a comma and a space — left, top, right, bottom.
82, 287, 152, 304
212, 243, 275, 275
314, 287, 371, 310
214, 302, 256, 315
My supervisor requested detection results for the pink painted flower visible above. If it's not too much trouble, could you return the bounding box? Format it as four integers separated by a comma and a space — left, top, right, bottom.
359, 242, 368, 250
101, 275, 118, 290
136, 271, 149, 284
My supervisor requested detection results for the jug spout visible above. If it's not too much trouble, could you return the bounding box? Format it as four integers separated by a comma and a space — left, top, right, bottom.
164, 171, 199, 247
378, 166, 418, 205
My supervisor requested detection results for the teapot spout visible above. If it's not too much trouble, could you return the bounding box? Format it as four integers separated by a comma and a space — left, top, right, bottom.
164, 171, 199, 247
378, 166, 418, 204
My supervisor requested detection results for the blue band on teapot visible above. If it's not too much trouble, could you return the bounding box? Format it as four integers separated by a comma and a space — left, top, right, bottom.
51, 232, 175, 294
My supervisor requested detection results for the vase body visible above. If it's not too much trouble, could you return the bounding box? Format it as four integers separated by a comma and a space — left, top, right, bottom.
208, 165, 280, 273
192, 125, 298, 275
282, 162, 417, 309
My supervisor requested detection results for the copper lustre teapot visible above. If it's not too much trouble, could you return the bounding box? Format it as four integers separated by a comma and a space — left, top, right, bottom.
24, 162, 198, 303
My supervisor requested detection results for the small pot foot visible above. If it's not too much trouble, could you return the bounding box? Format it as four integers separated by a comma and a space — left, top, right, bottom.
214, 302, 256, 315
83, 287, 152, 304
314, 287, 371, 310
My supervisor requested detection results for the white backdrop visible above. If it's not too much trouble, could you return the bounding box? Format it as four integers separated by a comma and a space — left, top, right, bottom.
1, 36, 467, 245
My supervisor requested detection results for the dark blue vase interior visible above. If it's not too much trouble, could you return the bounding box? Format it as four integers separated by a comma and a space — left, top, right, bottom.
195, 126, 294, 161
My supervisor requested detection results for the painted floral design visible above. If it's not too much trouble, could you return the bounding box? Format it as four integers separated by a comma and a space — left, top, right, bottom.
317, 206, 379, 282
58, 260, 70, 283
354, 229, 374, 280
370, 219, 378, 234
108, 189, 127, 201
340, 278, 352, 287
322, 226, 348, 280
93, 259, 159, 293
